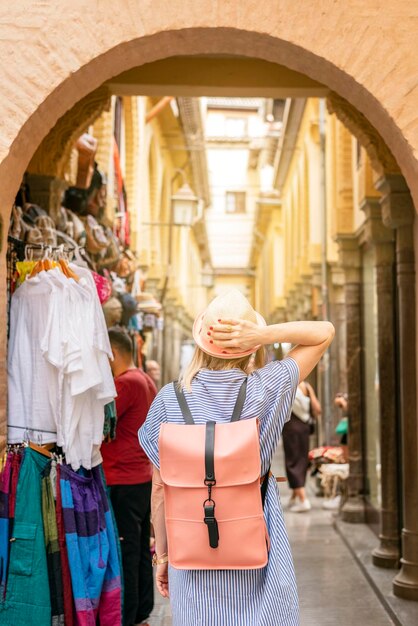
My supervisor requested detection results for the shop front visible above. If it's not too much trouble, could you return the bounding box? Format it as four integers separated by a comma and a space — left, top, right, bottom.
1, 123, 165, 624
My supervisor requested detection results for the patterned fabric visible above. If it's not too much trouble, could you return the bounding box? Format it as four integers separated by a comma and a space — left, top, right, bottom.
0, 452, 23, 597
60, 463, 122, 626
139, 358, 300, 626
42, 462, 65, 626
94, 467, 123, 626
8, 453, 22, 521
0, 448, 51, 626
55, 463, 75, 626
103, 401, 117, 442
0, 454, 12, 598
100, 465, 124, 614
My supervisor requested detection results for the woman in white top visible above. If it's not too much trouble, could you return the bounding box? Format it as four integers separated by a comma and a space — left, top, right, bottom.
282, 381, 321, 512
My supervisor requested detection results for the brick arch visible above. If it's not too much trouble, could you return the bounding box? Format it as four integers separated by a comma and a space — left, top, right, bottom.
1, 14, 418, 228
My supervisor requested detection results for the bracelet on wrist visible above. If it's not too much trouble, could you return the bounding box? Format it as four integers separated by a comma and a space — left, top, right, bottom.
152, 552, 168, 566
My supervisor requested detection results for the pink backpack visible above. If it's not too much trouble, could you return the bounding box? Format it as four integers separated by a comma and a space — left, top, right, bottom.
158, 380, 270, 570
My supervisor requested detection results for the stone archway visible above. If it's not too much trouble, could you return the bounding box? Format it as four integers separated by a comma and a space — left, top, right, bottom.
2, 3, 418, 222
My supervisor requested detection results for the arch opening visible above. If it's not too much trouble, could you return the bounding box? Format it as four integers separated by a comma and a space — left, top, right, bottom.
0, 26, 414, 234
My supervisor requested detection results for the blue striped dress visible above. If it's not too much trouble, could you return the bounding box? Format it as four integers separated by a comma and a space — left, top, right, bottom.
139, 358, 300, 626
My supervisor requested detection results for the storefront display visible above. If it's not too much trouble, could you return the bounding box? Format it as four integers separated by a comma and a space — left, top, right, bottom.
0, 447, 122, 626
7, 251, 116, 470
1, 125, 165, 625
1, 234, 123, 624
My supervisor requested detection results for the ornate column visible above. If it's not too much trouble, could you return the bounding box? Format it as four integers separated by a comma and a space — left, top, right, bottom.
361, 197, 400, 568
329, 266, 347, 426
338, 235, 365, 522
378, 174, 418, 598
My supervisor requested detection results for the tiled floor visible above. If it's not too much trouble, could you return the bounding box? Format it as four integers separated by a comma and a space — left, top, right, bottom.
147, 447, 395, 626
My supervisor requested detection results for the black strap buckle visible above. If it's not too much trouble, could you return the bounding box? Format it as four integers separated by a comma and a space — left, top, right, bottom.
203, 501, 219, 549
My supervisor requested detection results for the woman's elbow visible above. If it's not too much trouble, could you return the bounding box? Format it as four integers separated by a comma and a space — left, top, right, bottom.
324, 321, 335, 342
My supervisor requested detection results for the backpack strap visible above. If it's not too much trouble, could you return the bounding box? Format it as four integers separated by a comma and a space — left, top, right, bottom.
173, 382, 195, 425
261, 464, 271, 507
204, 421, 219, 548
205, 421, 216, 483
174, 379, 248, 424
230, 378, 248, 422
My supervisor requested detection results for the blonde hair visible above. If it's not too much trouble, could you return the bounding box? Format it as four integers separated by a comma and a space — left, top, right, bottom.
179, 346, 266, 391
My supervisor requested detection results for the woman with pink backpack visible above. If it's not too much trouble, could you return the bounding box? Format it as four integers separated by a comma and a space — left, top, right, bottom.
139, 290, 334, 626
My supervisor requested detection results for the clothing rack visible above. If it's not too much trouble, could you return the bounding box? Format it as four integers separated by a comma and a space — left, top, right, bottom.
6, 235, 83, 338
7, 234, 82, 255
7, 424, 58, 435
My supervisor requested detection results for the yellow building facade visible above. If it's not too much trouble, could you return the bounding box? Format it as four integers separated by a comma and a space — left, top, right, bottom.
252, 96, 403, 576
91, 95, 211, 383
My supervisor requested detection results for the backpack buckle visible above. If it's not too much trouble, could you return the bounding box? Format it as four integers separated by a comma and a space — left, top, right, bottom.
204, 478, 216, 502
203, 501, 219, 549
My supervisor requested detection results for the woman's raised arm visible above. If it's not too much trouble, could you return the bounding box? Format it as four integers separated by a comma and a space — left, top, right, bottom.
211, 319, 335, 382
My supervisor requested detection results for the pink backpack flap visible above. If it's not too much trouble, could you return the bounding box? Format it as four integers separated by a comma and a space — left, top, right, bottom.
158, 380, 270, 570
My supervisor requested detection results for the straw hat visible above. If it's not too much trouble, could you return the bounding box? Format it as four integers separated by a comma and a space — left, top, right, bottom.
193, 289, 266, 359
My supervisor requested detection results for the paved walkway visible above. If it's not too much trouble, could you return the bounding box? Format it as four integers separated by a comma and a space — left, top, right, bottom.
147, 448, 395, 626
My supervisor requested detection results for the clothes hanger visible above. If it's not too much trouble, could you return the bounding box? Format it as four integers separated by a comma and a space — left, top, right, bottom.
29, 432, 54, 458
21, 429, 53, 458
57, 245, 80, 281
59, 257, 79, 281
29, 244, 48, 277
43, 245, 57, 272
15, 245, 37, 283
28, 441, 53, 458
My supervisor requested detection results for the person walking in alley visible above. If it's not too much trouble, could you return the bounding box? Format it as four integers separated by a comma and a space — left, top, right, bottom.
102, 327, 156, 626
282, 381, 321, 512
139, 289, 334, 626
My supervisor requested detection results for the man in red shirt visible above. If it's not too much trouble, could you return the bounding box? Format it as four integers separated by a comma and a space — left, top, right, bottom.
102, 328, 157, 626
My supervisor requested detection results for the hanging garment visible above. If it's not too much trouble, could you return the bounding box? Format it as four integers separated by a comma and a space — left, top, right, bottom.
42, 268, 115, 469
60, 464, 122, 626
0, 454, 12, 598
42, 461, 65, 626
8, 451, 22, 528
94, 466, 123, 626
55, 463, 75, 626
101, 465, 124, 615
8, 272, 61, 444
0, 451, 22, 600
56, 266, 116, 470
8, 267, 116, 470
0, 448, 51, 626
103, 401, 117, 442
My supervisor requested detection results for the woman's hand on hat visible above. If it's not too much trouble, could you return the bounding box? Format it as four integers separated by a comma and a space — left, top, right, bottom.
210, 318, 262, 351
